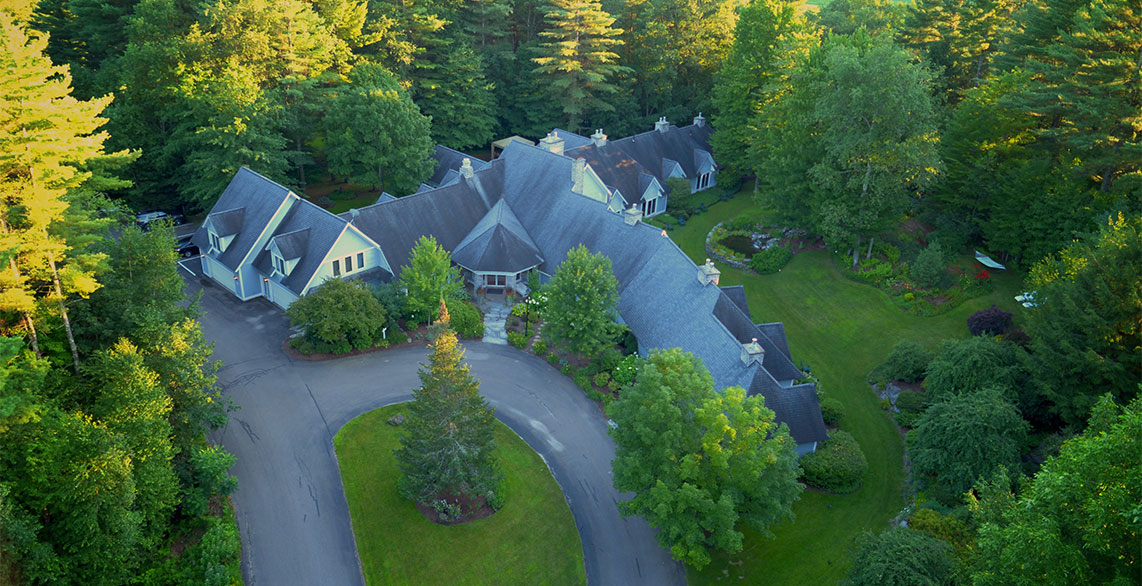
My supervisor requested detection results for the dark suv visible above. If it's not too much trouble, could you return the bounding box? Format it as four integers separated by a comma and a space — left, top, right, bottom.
136, 211, 187, 231
175, 235, 200, 258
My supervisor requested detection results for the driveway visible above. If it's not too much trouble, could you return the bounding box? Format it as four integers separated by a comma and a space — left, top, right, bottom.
188, 271, 685, 585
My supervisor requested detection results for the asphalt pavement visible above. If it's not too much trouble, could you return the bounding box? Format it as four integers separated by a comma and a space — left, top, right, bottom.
185, 265, 685, 586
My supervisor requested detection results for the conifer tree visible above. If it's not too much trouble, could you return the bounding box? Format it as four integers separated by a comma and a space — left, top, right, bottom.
533, 0, 631, 132
395, 329, 502, 507
0, 16, 124, 369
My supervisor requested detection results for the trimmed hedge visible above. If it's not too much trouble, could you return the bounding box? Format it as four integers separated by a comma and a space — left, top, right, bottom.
819, 397, 845, 427
749, 246, 793, 274
799, 430, 867, 493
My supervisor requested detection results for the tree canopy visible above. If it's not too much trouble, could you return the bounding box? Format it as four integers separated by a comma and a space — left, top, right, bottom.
608, 348, 801, 569
542, 244, 622, 357
400, 235, 465, 324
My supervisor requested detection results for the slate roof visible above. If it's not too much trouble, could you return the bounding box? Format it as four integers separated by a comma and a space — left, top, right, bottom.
452, 200, 544, 273
252, 197, 361, 296
720, 286, 751, 320
429, 146, 488, 187
551, 129, 594, 150
564, 141, 651, 203
194, 167, 295, 271
207, 208, 245, 237
348, 168, 501, 278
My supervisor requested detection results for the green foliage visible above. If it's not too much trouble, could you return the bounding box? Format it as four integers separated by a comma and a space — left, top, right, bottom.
967, 305, 1013, 336
323, 62, 435, 194
611, 354, 642, 386
573, 371, 592, 392
908, 507, 975, 559
400, 235, 465, 325
286, 278, 388, 354
181, 445, 238, 518
592, 371, 610, 387
372, 281, 410, 326
542, 245, 622, 358
532, 0, 630, 132
395, 331, 502, 504
412, 44, 496, 150
507, 331, 528, 349
532, 340, 547, 355
444, 299, 485, 339
911, 242, 947, 289
908, 388, 1027, 502
711, 0, 810, 173
665, 177, 695, 213
799, 430, 867, 493
842, 527, 955, 586
970, 397, 1141, 585
608, 348, 802, 569
893, 390, 930, 428
818, 396, 844, 427
547, 352, 560, 365
1025, 213, 1141, 426
881, 340, 933, 383
812, 0, 908, 37
749, 246, 792, 274
758, 31, 940, 267
923, 336, 1038, 418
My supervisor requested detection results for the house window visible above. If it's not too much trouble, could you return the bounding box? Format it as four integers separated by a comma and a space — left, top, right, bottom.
273, 255, 284, 274
642, 197, 657, 216
698, 172, 711, 190
333, 260, 341, 276
486, 274, 506, 287
344, 255, 352, 272
357, 252, 364, 268
210, 232, 221, 250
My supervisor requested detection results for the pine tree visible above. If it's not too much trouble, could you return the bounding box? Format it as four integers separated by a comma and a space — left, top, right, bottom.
533, 0, 631, 132
0, 16, 124, 369
395, 329, 502, 508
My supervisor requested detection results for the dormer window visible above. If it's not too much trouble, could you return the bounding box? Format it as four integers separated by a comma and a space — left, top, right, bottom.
697, 172, 711, 190
273, 255, 285, 274
210, 232, 221, 251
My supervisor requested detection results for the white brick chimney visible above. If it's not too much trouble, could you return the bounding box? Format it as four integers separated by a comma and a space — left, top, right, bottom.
693, 112, 706, 127
655, 117, 670, 133
539, 131, 564, 156
460, 158, 474, 179
624, 203, 643, 226
697, 258, 720, 286
591, 129, 608, 147
741, 338, 764, 366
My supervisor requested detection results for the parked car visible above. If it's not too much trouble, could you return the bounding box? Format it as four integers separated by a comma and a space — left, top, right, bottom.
175, 235, 200, 258
136, 211, 187, 231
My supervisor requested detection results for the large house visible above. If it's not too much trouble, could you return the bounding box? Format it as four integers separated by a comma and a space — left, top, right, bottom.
193, 118, 826, 452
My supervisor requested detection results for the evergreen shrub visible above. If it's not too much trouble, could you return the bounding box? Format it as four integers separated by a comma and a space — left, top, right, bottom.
750, 246, 793, 274
799, 430, 867, 493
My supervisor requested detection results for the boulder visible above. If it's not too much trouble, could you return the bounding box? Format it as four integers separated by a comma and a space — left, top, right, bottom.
387, 414, 405, 426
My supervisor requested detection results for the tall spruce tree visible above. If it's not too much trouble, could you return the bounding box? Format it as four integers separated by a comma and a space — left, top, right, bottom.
533, 0, 631, 132
0, 16, 126, 369
395, 328, 502, 507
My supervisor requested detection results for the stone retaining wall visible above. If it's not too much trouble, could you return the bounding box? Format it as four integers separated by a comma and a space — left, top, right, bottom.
704, 222, 753, 271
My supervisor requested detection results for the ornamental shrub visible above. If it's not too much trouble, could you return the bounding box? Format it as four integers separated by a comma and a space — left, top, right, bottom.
882, 340, 933, 383
532, 340, 548, 355
749, 246, 793, 274
844, 527, 954, 586
612, 354, 643, 386
574, 372, 592, 392
593, 371, 611, 387
507, 331, 528, 349
893, 390, 929, 428
597, 347, 623, 371
547, 352, 559, 365
444, 299, 485, 339
911, 242, 948, 289
819, 397, 845, 427
967, 305, 1013, 336
799, 430, 868, 493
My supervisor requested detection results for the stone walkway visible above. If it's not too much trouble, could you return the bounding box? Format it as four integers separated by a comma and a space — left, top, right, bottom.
481, 302, 510, 345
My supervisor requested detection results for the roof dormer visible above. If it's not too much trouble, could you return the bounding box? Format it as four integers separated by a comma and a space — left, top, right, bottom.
203, 207, 245, 253
265, 228, 310, 277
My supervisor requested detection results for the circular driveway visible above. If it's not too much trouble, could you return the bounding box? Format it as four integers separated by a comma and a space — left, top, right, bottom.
191, 277, 685, 586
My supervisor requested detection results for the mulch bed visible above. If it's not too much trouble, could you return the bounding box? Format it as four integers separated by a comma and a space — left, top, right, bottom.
282, 323, 480, 362
414, 492, 497, 526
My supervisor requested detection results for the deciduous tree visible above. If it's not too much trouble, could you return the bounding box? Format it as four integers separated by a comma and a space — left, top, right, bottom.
399, 235, 465, 324
542, 244, 621, 357
286, 278, 388, 353
608, 348, 801, 569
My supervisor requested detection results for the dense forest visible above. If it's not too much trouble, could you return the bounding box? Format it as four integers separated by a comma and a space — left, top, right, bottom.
0, 0, 1139, 583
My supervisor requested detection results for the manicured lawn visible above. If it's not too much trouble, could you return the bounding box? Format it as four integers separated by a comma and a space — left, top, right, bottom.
671, 194, 1022, 585
334, 405, 586, 586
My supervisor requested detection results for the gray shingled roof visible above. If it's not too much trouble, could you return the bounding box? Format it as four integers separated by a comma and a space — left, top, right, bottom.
194, 167, 295, 271
757, 322, 792, 361
609, 123, 713, 181
712, 293, 804, 382
452, 199, 544, 273
252, 198, 358, 296
565, 141, 653, 203
349, 168, 501, 278
749, 376, 827, 448
720, 285, 751, 320
551, 129, 594, 150
429, 146, 488, 187
207, 208, 245, 237
269, 228, 310, 261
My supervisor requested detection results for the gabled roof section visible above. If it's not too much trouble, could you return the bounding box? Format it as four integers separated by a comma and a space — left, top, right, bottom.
712, 293, 804, 382
205, 208, 245, 237
252, 197, 357, 296
565, 141, 651, 204
196, 167, 295, 271
609, 123, 714, 181
428, 146, 488, 187
749, 376, 828, 445
720, 285, 751, 320
452, 199, 544, 273
757, 322, 792, 361
269, 228, 309, 261
349, 161, 502, 278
